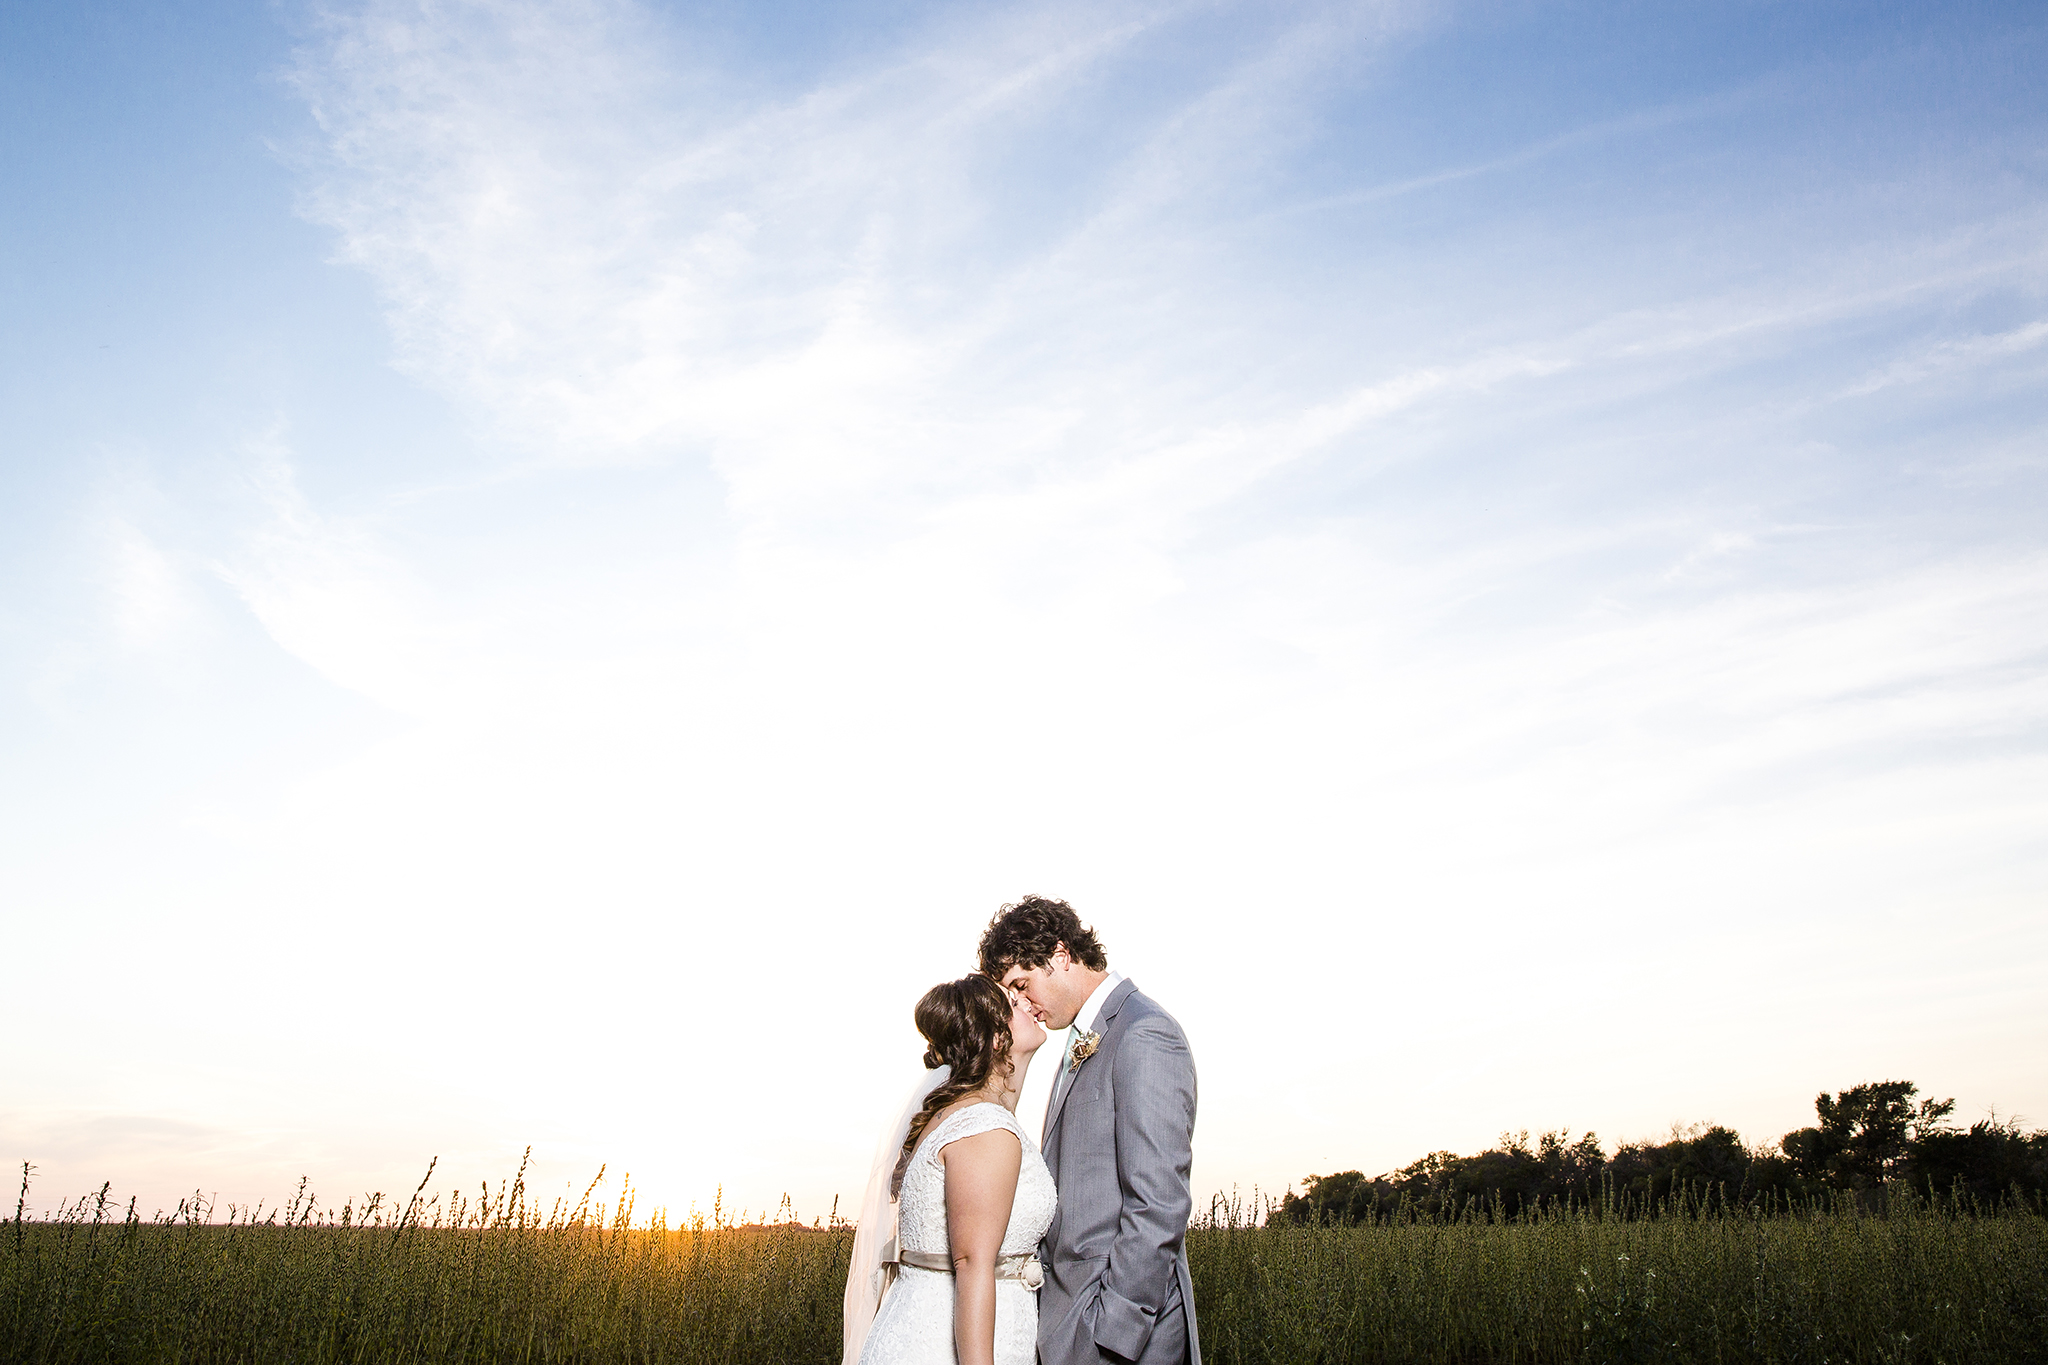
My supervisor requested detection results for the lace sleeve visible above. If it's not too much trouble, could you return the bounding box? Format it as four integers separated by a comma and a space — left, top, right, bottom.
919, 1103, 1023, 1166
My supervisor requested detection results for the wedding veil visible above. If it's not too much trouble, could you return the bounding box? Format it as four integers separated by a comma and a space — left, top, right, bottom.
842, 1063, 950, 1365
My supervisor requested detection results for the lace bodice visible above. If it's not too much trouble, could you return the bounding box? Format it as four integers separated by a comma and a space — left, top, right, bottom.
896, 1102, 1056, 1258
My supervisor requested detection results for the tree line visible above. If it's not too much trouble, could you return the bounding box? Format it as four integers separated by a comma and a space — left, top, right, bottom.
1271, 1079, 2048, 1224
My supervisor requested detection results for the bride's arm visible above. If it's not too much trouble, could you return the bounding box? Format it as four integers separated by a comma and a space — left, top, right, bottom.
941, 1128, 1023, 1365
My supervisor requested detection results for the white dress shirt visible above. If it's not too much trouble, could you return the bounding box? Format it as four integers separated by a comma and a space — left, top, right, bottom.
1051, 969, 1125, 1109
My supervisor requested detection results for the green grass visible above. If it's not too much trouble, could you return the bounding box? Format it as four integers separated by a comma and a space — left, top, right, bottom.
1190, 1191, 2048, 1364
2, 1201, 849, 1364
4, 1170, 2044, 1364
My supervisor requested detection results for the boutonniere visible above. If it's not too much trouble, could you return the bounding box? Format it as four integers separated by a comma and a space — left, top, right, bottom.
1067, 1027, 1101, 1071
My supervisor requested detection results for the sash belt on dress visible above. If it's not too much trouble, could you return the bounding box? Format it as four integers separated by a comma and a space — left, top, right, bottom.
891, 1247, 1045, 1291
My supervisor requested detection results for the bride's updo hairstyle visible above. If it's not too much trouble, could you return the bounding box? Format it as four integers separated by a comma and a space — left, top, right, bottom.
893, 974, 1014, 1196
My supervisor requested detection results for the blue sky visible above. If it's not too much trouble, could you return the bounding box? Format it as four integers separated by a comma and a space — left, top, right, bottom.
4, 0, 2045, 1221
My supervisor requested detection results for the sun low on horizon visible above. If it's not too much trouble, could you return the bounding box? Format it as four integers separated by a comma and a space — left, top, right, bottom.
3, 0, 2045, 1229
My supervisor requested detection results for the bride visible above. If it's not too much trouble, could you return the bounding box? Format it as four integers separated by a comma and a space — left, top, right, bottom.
844, 974, 1056, 1365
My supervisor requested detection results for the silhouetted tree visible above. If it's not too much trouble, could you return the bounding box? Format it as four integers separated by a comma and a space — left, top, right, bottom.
1779, 1080, 1955, 1190
1273, 1078, 2046, 1226
1607, 1124, 1754, 1205
1905, 1118, 2048, 1203
1273, 1131, 1606, 1224
1273, 1170, 1383, 1225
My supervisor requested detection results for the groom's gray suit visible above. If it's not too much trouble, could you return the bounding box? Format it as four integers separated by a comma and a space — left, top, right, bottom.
1038, 978, 1201, 1365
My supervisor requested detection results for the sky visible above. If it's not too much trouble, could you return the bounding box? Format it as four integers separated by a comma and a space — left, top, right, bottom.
3, 0, 2045, 1225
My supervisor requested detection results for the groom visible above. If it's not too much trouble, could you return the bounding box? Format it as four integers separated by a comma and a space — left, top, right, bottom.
980, 896, 1200, 1365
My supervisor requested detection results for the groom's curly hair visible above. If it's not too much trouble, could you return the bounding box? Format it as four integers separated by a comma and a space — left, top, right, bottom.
977, 895, 1108, 975
894, 974, 1015, 1197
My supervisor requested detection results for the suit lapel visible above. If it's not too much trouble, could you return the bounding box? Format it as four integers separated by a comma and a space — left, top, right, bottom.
1041, 977, 1138, 1147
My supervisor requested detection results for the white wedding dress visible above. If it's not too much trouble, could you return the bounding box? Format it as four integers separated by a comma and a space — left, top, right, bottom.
859, 1103, 1057, 1365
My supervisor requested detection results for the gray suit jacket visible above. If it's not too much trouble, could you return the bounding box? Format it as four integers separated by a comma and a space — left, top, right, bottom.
1038, 979, 1201, 1365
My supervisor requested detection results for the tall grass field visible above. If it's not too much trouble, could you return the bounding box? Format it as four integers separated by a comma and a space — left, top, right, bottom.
4, 1170, 2043, 1364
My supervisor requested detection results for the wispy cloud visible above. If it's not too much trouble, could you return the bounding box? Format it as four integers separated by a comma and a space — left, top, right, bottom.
1840, 318, 2048, 398
264, 0, 2048, 964
212, 437, 448, 713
